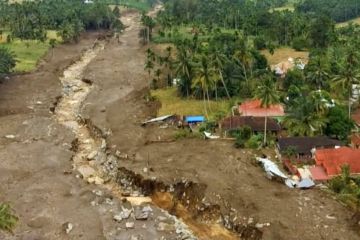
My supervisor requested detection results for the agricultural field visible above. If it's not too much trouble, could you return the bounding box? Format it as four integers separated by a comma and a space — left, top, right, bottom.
0, 30, 61, 72
261, 47, 309, 65
151, 87, 234, 119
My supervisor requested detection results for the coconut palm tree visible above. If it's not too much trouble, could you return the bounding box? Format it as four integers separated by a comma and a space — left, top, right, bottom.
284, 97, 327, 136
306, 55, 330, 90
255, 76, 279, 146
332, 49, 360, 118
174, 47, 193, 97
192, 55, 215, 117
210, 49, 231, 99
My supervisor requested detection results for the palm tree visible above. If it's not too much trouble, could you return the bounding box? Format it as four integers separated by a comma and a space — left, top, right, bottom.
174, 47, 193, 97
332, 49, 360, 118
210, 49, 231, 99
192, 55, 215, 117
284, 97, 327, 136
306, 55, 330, 90
255, 76, 279, 146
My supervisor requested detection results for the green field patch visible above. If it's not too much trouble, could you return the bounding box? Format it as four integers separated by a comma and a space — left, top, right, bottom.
151, 87, 233, 119
0, 30, 62, 72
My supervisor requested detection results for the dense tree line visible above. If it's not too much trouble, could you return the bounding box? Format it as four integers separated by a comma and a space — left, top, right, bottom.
296, 0, 360, 23
0, 0, 125, 76
0, 0, 123, 43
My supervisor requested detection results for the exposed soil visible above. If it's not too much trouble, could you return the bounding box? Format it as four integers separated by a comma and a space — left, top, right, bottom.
0, 6, 359, 240
82, 9, 360, 240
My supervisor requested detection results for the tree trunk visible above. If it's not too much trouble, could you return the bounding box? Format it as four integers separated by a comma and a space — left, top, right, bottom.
220, 71, 231, 99
349, 90, 352, 119
203, 90, 208, 117
264, 111, 268, 147
215, 84, 218, 101
206, 88, 211, 111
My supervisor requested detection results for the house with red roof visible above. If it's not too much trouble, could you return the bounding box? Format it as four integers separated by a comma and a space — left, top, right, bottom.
313, 147, 360, 178
238, 99, 285, 118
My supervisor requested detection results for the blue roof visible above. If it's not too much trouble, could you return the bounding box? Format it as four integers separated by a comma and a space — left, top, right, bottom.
185, 115, 205, 123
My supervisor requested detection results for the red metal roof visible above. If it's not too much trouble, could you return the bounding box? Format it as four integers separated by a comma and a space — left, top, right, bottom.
239, 99, 285, 117
315, 147, 360, 176
309, 166, 329, 181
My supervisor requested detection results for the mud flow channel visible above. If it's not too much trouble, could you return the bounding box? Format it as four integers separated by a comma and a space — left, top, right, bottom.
55, 42, 107, 179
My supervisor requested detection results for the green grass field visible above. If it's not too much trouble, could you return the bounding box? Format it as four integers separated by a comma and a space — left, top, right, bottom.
151, 87, 233, 119
0, 30, 61, 72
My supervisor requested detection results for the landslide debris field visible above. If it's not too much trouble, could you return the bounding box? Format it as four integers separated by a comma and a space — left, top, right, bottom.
0, 11, 359, 240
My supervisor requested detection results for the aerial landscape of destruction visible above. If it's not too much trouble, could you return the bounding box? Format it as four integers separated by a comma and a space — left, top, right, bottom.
1, 0, 360, 239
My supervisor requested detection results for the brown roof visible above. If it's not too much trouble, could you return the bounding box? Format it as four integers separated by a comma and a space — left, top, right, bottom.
221, 116, 281, 132
278, 137, 343, 155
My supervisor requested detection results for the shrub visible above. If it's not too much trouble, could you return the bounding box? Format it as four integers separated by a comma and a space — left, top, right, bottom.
245, 134, 262, 149
292, 36, 308, 51
0, 47, 16, 75
253, 35, 267, 50
0, 203, 18, 233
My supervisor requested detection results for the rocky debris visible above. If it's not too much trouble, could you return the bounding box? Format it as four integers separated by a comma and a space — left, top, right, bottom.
255, 222, 270, 229
114, 206, 132, 222
87, 151, 98, 161
87, 176, 105, 185
62, 222, 73, 234
156, 222, 175, 232
4, 134, 16, 139
134, 205, 152, 220
125, 222, 135, 229
77, 165, 96, 179
129, 234, 143, 240
93, 190, 103, 197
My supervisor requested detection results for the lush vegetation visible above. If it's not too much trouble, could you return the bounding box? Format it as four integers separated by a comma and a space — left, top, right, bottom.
296, 0, 360, 23
329, 165, 360, 209
143, 0, 360, 143
0, 203, 18, 233
0, 0, 125, 72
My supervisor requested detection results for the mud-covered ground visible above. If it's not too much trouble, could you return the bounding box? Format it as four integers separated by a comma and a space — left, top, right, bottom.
82, 11, 360, 240
0, 8, 359, 240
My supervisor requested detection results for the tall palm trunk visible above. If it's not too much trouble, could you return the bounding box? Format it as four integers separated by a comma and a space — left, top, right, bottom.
219, 71, 231, 99
264, 110, 268, 147
349, 89, 352, 119
203, 90, 208, 117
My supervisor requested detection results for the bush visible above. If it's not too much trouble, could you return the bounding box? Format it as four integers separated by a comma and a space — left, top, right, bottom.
235, 136, 246, 148
0, 47, 16, 75
253, 35, 267, 50
199, 120, 217, 133
0, 203, 18, 233
292, 36, 308, 51
245, 134, 262, 149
